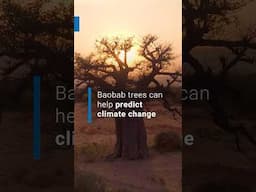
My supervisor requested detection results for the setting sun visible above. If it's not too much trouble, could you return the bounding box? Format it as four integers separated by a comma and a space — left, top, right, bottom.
75, 0, 181, 59
118, 47, 138, 65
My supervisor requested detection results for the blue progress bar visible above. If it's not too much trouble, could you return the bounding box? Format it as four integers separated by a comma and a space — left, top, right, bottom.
87, 87, 92, 123
33, 76, 41, 160
74, 16, 80, 32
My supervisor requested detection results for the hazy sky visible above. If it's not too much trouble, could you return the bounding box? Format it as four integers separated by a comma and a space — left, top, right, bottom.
75, 0, 182, 59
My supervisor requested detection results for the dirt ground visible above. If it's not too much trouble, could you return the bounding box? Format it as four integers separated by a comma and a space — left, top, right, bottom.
183, 106, 256, 192
0, 110, 73, 192
75, 101, 182, 192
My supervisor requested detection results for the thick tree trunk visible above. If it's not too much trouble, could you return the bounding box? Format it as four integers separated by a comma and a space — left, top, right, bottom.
113, 117, 149, 160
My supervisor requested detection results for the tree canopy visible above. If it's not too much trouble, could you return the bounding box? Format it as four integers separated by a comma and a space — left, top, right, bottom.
75, 35, 181, 92
0, 0, 73, 81
183, 0, 256, 151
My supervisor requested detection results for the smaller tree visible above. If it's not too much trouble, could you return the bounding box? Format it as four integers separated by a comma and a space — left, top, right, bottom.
75, 35, 181, 159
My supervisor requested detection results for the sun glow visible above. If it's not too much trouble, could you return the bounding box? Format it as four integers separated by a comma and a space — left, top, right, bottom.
98, 31, 141, 66
118, 47, 138, 65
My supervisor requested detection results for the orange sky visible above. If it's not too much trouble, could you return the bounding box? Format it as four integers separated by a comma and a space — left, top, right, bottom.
75, 0, 182, 63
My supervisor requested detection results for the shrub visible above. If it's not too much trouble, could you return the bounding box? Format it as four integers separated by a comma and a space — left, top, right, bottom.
78, 143, 110, 162
154, 131, 181, 153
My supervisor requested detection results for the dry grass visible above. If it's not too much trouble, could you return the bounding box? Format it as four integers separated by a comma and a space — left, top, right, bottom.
75, 172, 131, 192
75, 172, 110, 192
76, 143, 111, 163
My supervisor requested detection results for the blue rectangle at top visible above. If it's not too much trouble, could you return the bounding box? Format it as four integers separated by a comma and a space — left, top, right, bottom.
74, 16, 80, 32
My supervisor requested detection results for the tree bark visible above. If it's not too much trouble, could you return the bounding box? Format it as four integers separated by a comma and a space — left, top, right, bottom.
113, 117, 149, 160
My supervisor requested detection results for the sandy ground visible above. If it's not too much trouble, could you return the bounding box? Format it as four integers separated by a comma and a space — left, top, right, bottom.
78, 153, 181, 192
75, 101, 182, 192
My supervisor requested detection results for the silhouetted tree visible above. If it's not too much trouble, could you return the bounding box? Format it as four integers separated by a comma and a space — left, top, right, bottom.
183, 0, 256, 150
0, 0, 73, 97
0, 0, 73, 135
75, 35, 181, 159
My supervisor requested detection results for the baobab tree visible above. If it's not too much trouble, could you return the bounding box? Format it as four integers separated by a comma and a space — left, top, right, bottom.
183, 1, 256, 191
0, 1, 74, 189
0, 1, 73, 139
75, 35, 181, 159
0, 0, 73, 93
183, 0, 256, 151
